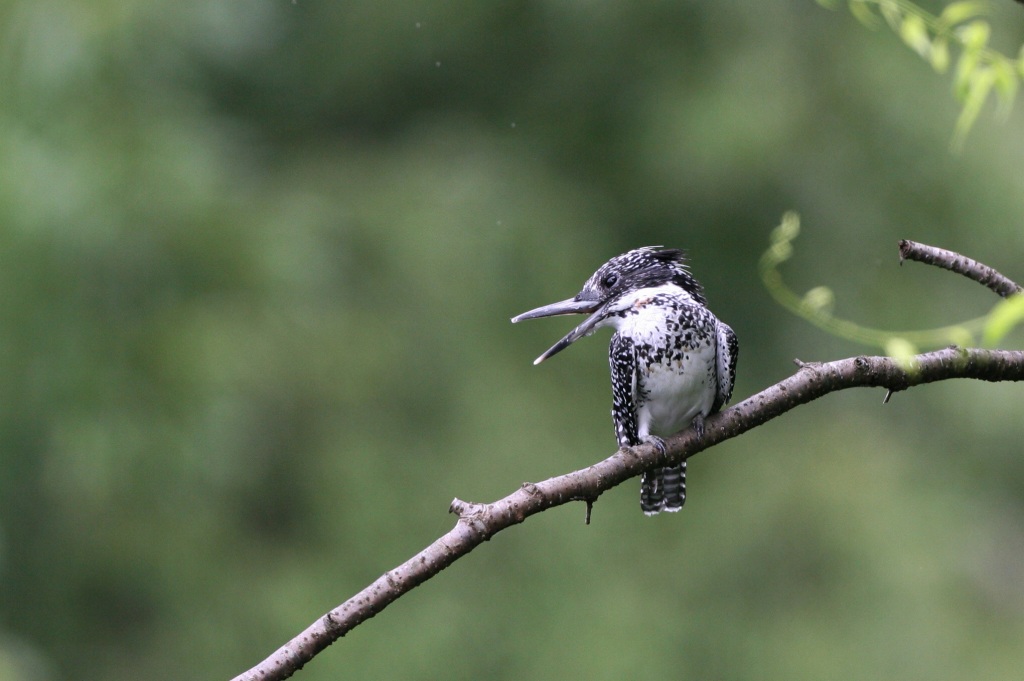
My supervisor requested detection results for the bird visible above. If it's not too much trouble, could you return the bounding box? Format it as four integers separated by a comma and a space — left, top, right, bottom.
511, 247, 738, 515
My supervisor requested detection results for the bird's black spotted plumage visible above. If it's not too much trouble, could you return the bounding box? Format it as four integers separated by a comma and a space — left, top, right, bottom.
512, 247, 738, 515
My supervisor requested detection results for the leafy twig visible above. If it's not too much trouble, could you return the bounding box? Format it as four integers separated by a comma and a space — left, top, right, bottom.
760, 212, 987, 351
821, 0, 1024, 148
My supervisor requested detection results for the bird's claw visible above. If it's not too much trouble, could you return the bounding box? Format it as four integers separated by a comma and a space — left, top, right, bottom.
641, 434, 668, 456
691, 414, 705, 439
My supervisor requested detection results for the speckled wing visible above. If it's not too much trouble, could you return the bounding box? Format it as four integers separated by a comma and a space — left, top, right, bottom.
608, 333, 640, 448
712, 320, 738, 413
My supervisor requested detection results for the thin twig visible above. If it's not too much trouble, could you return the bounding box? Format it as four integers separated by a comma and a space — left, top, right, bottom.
898, 239, 1022, 297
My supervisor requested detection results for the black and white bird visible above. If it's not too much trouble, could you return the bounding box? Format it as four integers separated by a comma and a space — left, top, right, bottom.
512, 247, 738, 515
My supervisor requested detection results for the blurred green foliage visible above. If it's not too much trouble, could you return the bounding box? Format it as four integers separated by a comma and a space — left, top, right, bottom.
0, 1, 1023, 680
824, 0, 1024, 148
762, 211, 987, 357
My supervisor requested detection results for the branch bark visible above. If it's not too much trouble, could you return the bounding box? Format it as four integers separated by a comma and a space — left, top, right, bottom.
232, 243, 1024, 681
898, 239, 1023, 297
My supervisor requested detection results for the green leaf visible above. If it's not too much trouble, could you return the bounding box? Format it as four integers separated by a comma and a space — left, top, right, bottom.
848, 1, 879, 27
885, 337, 919, 370
945, 325, 975, 348
937, 1, 986, 30
899, 13, 931, 57
992, 57, 1019, 118
951, 67, 995, 150
879, 0, 903, 31
958, 20, 990, 51
953, 48, 980, 101
930, 37, 950, 73
767, 240, 793, 264
771, 211, 801, 244
801, 286, 835, 315
982, 293, 1024, 346
761, 213, 801, 273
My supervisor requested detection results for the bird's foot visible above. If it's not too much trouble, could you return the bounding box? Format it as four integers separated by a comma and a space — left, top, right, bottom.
691, 414, 706, 439
641, 434, 667, 456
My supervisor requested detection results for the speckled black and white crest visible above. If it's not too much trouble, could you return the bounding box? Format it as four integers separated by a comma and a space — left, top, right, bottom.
577, 247, 708, 307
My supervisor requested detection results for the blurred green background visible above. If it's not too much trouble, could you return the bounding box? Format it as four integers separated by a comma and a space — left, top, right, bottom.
1, 1, 1023, 680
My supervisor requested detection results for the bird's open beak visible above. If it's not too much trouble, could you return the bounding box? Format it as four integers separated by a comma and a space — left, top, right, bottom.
511, 297, 606, 365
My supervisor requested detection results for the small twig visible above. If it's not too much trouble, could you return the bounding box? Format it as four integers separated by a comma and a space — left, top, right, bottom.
567, 494, 598, 524
898, 240, 1022, 298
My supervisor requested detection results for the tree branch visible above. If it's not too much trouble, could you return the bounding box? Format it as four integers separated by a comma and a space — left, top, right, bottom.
232, 242, 1024, 681
898, 239, 1023, 297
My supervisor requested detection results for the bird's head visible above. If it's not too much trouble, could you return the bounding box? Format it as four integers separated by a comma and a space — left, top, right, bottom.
511, 247, 706, 364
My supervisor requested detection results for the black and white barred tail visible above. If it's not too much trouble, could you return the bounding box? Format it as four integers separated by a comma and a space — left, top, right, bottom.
640, 463, 686, 515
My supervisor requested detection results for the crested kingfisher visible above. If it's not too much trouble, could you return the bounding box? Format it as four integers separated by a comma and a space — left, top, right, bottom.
512, 247, 738, 515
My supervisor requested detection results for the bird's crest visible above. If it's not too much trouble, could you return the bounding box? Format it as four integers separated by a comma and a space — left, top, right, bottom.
581, 246, 707, 306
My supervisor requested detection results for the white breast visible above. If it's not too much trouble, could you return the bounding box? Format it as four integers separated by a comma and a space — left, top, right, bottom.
602, 284, 719, 439
636, 343, 717, 438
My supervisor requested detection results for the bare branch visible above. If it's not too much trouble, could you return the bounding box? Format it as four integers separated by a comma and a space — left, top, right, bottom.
898, 239, 1022, 297
232, 241, 1024, 681
232, 345, 1024, 681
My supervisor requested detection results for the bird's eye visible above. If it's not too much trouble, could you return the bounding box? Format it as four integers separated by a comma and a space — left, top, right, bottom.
601, 273, 619, 288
